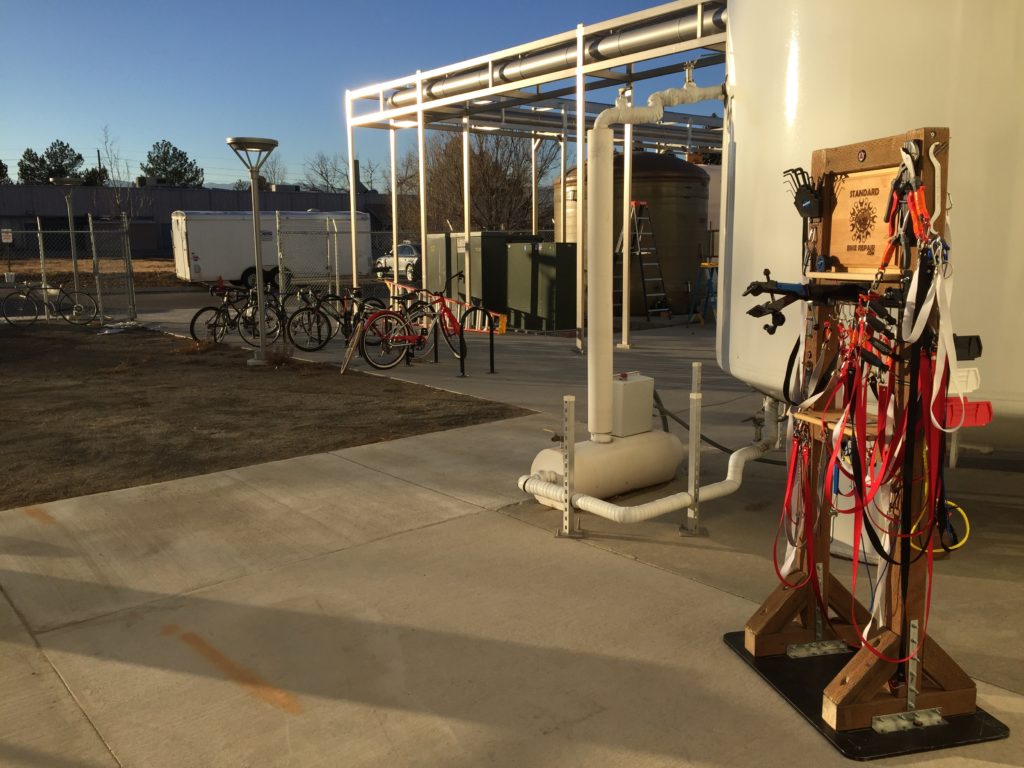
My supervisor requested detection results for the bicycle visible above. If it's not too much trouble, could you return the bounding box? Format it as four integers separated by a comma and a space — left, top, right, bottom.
2, 282, 98, 326
357, 272, 465, 370
190, 285, 282, 346
287, 286, 385, 352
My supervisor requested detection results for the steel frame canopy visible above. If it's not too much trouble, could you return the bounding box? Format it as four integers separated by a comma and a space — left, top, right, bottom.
345, 0, 727, 348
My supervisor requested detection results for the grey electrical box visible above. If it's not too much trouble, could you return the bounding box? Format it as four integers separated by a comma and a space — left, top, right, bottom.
505, 241, 577, 331
425, 233, 456, 293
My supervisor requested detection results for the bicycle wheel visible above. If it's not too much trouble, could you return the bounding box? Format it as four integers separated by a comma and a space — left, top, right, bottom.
57, 291, 98, 324
287, 307, 334, 351
439, 310, 463, 359
359, 310, 415, 369
2, 292, 39, 326
406, 301, 437, 359
190, 306, 228, 342
349, 296, 385, 344
237, 304, 282, 347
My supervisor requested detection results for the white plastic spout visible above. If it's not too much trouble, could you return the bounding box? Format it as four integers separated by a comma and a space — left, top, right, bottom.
586, 126, 615, 443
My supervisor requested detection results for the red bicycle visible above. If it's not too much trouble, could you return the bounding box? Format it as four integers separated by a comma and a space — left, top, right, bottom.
358, 272, 464, 369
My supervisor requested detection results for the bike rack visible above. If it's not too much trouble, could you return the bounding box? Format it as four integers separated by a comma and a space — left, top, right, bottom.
458, 306, 496, 377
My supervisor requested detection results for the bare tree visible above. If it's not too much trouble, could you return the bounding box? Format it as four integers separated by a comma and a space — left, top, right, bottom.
261, 155, 288, 186
389, 132, 559, 235
99, 125, 151, 224
302, 151, 347, 192
358, 157, 385, 192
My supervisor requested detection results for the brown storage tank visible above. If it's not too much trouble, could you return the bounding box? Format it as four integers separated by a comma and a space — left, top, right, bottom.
553, 152, 709, 316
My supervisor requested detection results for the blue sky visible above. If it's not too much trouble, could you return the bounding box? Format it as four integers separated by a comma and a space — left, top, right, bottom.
1, 0, 721, 187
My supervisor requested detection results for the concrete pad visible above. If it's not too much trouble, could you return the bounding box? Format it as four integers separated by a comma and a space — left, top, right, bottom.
0, 595, 117, 768
506, 453, 1024, 696
337, 413, 563, 510
0, 453, 480, 632
32, 511, 1023, 767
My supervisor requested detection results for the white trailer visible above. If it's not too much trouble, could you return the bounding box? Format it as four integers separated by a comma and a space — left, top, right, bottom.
171, 210, 372, 287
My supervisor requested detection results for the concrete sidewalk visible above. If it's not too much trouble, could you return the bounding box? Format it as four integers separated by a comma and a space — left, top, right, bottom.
1, 317, 1021, 766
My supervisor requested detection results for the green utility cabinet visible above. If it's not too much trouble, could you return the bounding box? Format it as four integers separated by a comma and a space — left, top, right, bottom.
425, 231, 543, 310
468, 231, 542, 309
425, 233, 458, 294
505, 241, 577, 331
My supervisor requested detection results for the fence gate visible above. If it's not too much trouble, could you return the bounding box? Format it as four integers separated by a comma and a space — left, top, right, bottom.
1, 217, 136, 325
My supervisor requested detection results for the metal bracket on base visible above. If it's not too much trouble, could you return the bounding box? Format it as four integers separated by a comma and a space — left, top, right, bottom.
786, 639, 850, 659
684, 361, 702, 535
559, 395, 582, 539
872, 708, 946, 734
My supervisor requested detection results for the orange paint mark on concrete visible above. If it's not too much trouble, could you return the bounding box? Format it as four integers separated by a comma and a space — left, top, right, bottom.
178, 632, 301, 715
23, 506, 56, 525
160, 624, 179, 636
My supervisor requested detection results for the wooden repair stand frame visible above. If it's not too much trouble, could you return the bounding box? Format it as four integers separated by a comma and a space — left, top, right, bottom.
742, 128, 981, 733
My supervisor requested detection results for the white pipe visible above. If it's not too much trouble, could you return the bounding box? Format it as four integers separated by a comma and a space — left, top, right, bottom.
583, 78, 725, 443
586, 126, 614, 443
594, 82, 725, 130
518, 441, 771, 524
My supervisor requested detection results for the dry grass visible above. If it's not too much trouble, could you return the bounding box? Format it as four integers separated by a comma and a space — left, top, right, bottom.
175, 339, 220, 355
5, 257, 182, 288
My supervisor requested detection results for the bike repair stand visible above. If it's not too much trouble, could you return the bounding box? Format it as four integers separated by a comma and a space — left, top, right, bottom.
725, 128, 1008, 760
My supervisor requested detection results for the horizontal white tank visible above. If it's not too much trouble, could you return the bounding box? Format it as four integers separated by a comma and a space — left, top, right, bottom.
718, 0, 1024, 450
531, 431, 685, 509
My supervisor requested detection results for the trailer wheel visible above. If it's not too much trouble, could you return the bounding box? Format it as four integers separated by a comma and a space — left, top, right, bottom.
268, 267, 292, 290
241, 268, 258, 289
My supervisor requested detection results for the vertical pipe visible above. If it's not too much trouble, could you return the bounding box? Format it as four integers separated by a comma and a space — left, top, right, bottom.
463, 116, 472, 304
684, 361, 703, 534
249, 167, 268, 362
331, 218, 341, 296
417, 72, 428, 291
575, 23, 586, 352
121, 213, 136, 320
619, 104, 634, 350
586, 127, 613, 443
65, 191, 80, 293
558, 125, 566, 242
275, 210, 284, 295
389, 124, 399, 300
346, 90, 359, 289
324, 216, 330, 293
530, 137, 539, 236
87, 214, 105, 325
36, 216, 50, 320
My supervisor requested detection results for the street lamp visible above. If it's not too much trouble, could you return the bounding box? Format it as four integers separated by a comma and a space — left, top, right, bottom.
50, 176, 83, 292
226, 137, 278, 365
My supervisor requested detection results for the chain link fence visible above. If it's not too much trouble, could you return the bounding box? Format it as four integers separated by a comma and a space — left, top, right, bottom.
1, 217, 136, 325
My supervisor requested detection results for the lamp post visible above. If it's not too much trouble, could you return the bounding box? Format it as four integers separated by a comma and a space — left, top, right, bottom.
226, 137, 278, 365
50, 176, 83, 292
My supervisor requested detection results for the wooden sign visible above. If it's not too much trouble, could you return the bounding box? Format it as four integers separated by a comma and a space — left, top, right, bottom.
829, 168, 898, 270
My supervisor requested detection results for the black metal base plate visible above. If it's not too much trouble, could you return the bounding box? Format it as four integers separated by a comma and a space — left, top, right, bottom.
723, 631, 1009, 761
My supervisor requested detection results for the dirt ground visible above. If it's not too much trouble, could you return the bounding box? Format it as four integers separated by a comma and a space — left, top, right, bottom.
5, 256, 183, 288
0, 324, 528, 511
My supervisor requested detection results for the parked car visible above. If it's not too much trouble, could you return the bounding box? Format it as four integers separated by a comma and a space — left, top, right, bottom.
374, 242, 421, 282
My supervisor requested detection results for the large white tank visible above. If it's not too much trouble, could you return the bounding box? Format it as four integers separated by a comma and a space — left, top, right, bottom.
718, 0, 1024, 451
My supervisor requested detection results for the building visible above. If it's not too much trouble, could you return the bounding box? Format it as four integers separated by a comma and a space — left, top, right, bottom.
0, 184, 390, 259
